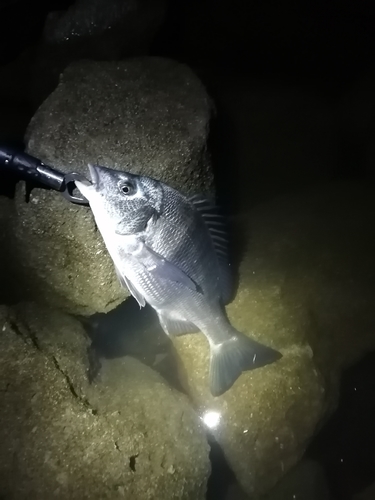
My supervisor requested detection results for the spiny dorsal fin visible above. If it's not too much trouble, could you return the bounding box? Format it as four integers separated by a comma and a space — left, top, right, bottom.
189, 194, 233, 304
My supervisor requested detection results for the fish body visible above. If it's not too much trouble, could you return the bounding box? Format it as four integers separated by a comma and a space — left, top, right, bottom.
76, 165, 281, 396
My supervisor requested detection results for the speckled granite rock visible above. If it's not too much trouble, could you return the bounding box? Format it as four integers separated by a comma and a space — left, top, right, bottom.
11, 58, 214, 316
173, 181, 375, 498
0, 302, 210, 499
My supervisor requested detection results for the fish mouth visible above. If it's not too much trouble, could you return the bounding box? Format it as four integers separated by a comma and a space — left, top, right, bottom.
88, 163, 99, 186
71, 164, 99, 188
74, 164, 100, 200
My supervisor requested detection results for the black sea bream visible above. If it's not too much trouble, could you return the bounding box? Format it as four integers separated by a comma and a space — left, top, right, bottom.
76, 165, 281, 396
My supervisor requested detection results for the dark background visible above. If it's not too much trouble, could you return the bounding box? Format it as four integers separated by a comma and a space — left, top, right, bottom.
2, 0, 375, 82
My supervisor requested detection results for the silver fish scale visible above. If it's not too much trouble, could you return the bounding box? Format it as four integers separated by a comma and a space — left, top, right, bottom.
111, 190, 224, 337
143, 185, 223, 309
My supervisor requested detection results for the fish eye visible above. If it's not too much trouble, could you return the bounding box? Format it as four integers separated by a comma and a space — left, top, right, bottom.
119, 181, 136, 196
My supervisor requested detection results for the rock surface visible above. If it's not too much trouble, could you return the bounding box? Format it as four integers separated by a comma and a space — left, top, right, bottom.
10, 58, 214, 316
173, 181, 375, 497
0, 302, 210, 499
31, 0, 166, 107
263, 459, 331, 500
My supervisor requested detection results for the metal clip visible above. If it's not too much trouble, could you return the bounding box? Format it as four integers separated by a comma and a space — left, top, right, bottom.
0, 145, 89, 205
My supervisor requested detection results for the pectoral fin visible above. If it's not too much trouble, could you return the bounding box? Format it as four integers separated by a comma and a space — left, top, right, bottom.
141, 245, 201, 293
114, 265, 146, 308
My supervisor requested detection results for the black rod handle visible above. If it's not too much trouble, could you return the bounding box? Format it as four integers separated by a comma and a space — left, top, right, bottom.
0, 145, 65, 191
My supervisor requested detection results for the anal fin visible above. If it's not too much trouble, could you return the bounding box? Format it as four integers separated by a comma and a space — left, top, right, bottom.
158, 313, 199, 336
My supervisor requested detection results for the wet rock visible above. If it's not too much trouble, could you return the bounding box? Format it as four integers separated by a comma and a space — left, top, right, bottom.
10, 58, 214, 316
263, 459, 331, 500
12, 302, 92, 399
173, 181, 375, 497
31, 0, 166, 107
0, 302, 210, 499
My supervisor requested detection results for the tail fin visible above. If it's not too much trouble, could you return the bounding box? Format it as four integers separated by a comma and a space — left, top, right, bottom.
210, 332, 281, 397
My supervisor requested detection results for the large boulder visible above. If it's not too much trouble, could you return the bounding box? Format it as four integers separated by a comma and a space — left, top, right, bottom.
0, 302, 210, 499
172, 181, 375, 497
31, 0, 166, 107
10, 58, 214, 316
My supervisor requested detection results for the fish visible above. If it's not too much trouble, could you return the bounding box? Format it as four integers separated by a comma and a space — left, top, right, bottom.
76, 165, 281, 396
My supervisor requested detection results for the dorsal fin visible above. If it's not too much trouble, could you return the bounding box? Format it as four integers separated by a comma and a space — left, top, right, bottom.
189, 194, 233, 304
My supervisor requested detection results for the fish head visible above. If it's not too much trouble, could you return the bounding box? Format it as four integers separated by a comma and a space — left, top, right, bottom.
75, 164, 163, 235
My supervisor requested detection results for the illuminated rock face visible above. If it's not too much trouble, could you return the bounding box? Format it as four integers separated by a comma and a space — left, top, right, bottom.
10, 57, 214, 316
0, 302, 211, 499
173, 181, 375, 497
